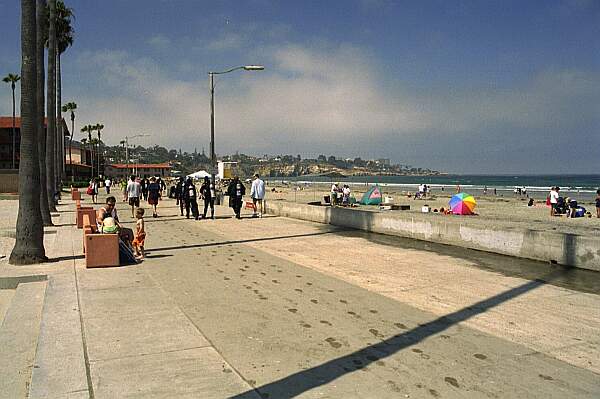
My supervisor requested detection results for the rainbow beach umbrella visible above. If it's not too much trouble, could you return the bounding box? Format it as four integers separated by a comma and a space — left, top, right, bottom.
449, 193, 477, 215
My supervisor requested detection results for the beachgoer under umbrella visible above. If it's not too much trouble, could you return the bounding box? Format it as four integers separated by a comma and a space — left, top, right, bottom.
147, 177, 162, 218
200, 176, 215, 219
184, 177, 199, 220
227, 176, 245, 219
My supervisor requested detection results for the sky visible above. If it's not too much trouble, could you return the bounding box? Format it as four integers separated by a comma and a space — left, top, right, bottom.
0, 0, 599, 174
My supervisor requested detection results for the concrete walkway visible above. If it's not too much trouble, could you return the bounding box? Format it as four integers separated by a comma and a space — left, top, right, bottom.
0, 194, 599, 398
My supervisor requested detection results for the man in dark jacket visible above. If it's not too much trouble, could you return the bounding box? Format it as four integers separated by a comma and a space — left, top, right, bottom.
183, 177, 199, 220
175, 177, 185, 216
200, 176, 215, 220
227, 176, 245, 219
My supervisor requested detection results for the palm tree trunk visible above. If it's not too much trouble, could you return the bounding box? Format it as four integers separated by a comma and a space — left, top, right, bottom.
56, 50, 63, 195
69, 115, 74, 182
11, 84, 16, 169
36, 0, 52, 226
10, 0, 46, 264
46, 0, 57, 211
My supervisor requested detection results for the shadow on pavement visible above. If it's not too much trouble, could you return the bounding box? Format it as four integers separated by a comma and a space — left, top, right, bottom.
229, 269, 570, 399
148, 229, 351, 253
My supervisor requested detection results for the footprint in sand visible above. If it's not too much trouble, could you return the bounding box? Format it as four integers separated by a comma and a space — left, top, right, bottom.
319, 320, 332, 326
223, 277, 230, 280
310, 299, 318, 304
288, 308, 298, 313
444, 377, 460, 388
325, 337, 342, 349
474, 353, 487, 360
369, 309, 378, 314
306, 282, 313, 286
272, 280, 279, 284
369, 328, 384, 338
394, 323, 408, 330
294, 288, 303, 293
339, 299, 348, 304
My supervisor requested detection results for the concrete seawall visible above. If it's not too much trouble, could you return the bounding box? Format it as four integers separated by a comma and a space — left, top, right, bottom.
265, 201, 600, 272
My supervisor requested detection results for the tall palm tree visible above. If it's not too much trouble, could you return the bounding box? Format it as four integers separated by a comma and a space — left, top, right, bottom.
81, 124, 93, 177
61, 101, 76, 181
45, 0, 57, 210
1, 73, 20, 169
37, 0, 53, 226
10, 0, 46, 265
55, 0, 73, 185
119, 139, 126, 163
94, 123, 104, 176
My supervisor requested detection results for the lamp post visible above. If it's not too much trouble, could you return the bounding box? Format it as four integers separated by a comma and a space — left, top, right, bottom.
124, 134, 150, 177
208, 65, 264, 189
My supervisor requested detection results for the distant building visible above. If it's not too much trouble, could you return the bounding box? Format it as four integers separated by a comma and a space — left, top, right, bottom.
0, 116, 69, 170
104, 163, 172, 179
376, 158, 391, 166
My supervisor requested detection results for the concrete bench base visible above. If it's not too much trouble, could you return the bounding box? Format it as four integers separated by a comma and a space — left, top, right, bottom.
84, 234, 120, 268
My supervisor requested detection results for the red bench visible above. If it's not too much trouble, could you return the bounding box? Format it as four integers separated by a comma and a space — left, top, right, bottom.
82, 214, 119, 268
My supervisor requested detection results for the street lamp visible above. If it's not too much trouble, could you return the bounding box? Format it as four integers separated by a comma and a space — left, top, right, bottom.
124, 134, 150, 177
208, 65, 264, 189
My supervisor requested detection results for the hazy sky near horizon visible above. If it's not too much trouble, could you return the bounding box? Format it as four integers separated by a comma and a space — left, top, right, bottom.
1, 0, 599, 174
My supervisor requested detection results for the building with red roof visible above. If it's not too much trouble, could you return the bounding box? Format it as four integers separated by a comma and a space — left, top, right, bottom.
104, 163, 172, 179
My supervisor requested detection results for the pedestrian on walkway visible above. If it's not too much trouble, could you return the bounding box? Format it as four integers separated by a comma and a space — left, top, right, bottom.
104, 177, 112, 195
140, 177, 148, 202
126, 175, 141, 218
132, 208, 146, 260
200, 176, 215, 219
227, 176, 245, 219
175, 177, 185, 216
88, 178, 99, 204
250, 173, 265, 217
184, 177, 199, 220
147, 177, 162, 218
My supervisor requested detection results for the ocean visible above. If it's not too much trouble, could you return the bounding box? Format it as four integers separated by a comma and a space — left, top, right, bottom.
267, 174, 600, 201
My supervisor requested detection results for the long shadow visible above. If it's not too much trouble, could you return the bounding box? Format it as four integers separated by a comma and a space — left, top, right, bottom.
229, 269, 570, 399
149, 229, 350, 253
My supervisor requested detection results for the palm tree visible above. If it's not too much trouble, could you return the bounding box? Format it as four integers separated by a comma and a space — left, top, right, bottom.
94, 123, 104, 176
10, 0, 46, 264
119, 139, 126, 163
81, 124, 93, 177
45, 0, 57, 210
37, 0, 53, 226
55, 1, 74, 185
61, 101, 76, 181
1, 73, 20, 169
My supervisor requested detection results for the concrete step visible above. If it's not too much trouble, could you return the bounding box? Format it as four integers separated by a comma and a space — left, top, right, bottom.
0, 281, 47, 399
0, 289, 15, 325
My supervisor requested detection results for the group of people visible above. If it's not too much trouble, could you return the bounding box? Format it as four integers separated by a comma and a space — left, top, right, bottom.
174, 176, 216, 220
548, 186, 597, 218
329, 183, 352, 206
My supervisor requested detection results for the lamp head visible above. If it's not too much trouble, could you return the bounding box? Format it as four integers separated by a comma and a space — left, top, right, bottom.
243, 65, 265, 71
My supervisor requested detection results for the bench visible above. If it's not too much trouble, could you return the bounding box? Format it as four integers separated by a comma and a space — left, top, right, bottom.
71, 188, 81, 200
82, 214, 119, 268
76, 206, 96, 229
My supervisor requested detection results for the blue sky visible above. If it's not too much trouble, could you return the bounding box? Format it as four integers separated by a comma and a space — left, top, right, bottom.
1, 0, 599, 173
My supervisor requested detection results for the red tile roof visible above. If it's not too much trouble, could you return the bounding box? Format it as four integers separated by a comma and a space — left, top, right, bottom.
0, 116, 68, 133
108, 163, 172, 169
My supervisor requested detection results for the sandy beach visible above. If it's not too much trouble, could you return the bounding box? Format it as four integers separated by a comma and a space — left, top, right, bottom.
263, 182, 600, 237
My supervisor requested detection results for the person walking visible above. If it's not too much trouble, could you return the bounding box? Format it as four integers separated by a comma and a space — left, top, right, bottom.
104, 177, 112, 195
250, 173, 265, 217
595, 189, 600, 218
227, 176, 245, 219
549, 186, 559, 216
330, 183, 339, 206
183, 177, 199, 220
147, 177, 162, 218
126, 175, 141, 218
175, 177, 185, 216
88, 178, 99, 204
200, 176, 215, 220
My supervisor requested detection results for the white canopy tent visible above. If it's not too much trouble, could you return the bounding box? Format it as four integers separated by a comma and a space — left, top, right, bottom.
186, 170, 211, 180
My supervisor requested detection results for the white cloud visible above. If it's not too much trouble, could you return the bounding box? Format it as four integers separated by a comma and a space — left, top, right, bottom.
147, 34, 171, 49
65, 45, 600, 166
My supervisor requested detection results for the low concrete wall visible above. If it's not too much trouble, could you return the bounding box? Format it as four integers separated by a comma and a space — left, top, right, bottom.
265, 201, 600, 272
0, 170, 18, 193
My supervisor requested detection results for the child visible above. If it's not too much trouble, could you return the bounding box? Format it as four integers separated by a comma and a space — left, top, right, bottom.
132, 208, 146, 259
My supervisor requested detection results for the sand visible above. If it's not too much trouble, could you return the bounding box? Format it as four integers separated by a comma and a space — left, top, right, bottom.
264, 182, 600, 237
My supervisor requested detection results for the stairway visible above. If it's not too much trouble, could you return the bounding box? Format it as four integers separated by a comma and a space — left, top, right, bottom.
0, 278, 47, 399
